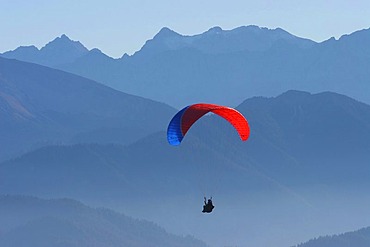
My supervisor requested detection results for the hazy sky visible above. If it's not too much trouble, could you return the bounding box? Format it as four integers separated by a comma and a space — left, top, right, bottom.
1, 0, 370, 58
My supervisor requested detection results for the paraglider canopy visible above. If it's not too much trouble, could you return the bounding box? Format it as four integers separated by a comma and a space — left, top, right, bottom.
167, 103, 250, 145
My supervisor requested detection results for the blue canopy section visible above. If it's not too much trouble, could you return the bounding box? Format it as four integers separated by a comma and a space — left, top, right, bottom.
167, 106, 189, 146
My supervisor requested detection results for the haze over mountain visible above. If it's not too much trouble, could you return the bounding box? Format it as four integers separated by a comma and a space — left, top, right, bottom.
3, 90, 370, 195
2, 90, 370, 247
2, 24, 370, 247
0, 195, 207, 247
0, 56, 175, 161
2, 26, 370, 107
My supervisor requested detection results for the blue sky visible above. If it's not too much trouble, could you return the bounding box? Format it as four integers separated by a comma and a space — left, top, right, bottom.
1, 0, 370, 58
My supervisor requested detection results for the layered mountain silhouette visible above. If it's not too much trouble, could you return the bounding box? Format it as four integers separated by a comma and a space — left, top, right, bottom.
2, 26, 370, 107
0, 56, 175, 161
2, 26, 370, 247
2, 90, 370, 198
2, 90, 370, 247
0, 195, 207, 247
133, 26, 315, 57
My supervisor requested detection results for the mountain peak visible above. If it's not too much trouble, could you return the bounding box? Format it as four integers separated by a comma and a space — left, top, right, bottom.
60, 34, 69, 40
0, 35, 90, 66
41, 34, 88, 53
154, 27, 181, 39
28, 34, 90, 65
133, 27, 184, 57
205, 26, 223, 34
278, 90, 312, 98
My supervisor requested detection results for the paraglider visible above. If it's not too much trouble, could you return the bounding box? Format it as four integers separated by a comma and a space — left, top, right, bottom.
167, 103, 250, 146
167, 103, 250, 213
202, 197, 215, 213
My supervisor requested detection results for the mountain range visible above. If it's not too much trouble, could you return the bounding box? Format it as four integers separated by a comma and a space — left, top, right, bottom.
2, 25, 370, 107
2, 86, 370, 246
3, 89, 370, 199
2, 25, 370, 247
0, 56, 175, 161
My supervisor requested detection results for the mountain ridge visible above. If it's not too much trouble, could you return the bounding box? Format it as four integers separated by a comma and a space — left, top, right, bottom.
58, 26, 370, 107
132, 25, 316, 58
2, 90, 370, 197
0, 56, 176, 161
4, 26, 370, 107
2, 34, 89, 66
